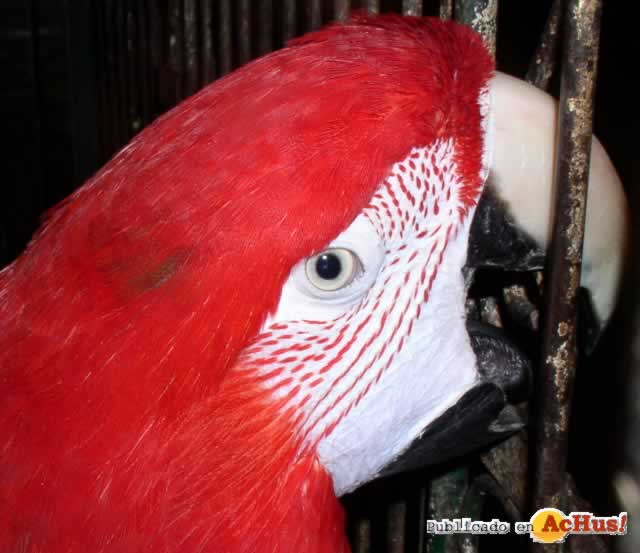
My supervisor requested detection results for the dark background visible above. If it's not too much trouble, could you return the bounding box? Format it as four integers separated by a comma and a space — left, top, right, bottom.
0, 0, 638, 546
1, 2, 637, 269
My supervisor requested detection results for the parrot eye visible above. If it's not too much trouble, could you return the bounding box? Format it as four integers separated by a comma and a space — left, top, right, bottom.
274, 215, 383, 318
305, 248, 362, 291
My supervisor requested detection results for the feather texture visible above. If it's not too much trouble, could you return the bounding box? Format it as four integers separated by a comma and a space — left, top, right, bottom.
0, 14, 492, 552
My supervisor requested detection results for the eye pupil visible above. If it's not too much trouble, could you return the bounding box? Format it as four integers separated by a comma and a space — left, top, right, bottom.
305, 248, 361, 292
315, 253, 342, 280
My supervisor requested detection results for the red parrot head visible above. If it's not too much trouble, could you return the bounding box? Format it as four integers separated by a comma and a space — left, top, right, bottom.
0, 13, 627, 553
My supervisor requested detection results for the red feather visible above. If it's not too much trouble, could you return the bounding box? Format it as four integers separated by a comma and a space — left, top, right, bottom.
0, 14, 492, 552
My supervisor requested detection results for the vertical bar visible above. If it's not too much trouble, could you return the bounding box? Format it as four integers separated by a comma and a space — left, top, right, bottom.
93, 0, 113, 159
531, 2, 603, 553
526, 0, 562, 91
387, 501, 406, 553
168, 0, 184, 103
481, 434, 529, 516
218, 0, 232, 75
366, 0, 380, 14
455, 0, 498, 56
126, 0, 141, 136
307, 0, 322, 31
440, 0, 453, 20
113, 0, 129, 144
105, 0, 119, 145
257, 0, 273, 55
238, 0, 251, 65
148, 0, 162, 116
25, 0, 44, 213
415, 486, 427, 553
456, 478, 487, 553
136, 0, 152, 125
352, 518, 371, 553
200, 0, 216, 83
616, 234, 640, 553
403, 0, 423, 16
283, 0, 297, 42
426, 469, 468, 553
334, 0, 350, 22
184, 0, 199, 95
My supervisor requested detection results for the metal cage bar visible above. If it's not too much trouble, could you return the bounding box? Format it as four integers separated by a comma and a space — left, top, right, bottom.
455, 0, 497, 55
238, 0, 252, 66
367, 0, 381, 15
532, 3, 603, 552
526, 0, 562, 91
439, 0, 453, 21
257, 0, 273, 55
200, 0, 216, 83
335, 0, 351, 22
283, 0, 297, 41
402, 1, 423, 16
308, 0, 323, 31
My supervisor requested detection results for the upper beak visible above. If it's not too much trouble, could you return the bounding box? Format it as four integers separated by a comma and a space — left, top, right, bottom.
467, 71, 630, 348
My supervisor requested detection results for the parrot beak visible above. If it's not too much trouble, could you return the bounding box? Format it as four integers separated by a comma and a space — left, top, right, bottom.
377, 73, 629, 479
467, 72, 629, 348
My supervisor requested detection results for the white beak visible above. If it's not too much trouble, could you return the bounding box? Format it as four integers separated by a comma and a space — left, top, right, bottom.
488, 71, 630, 327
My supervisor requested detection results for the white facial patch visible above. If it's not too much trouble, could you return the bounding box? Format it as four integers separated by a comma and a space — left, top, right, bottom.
238, 140, 480, 495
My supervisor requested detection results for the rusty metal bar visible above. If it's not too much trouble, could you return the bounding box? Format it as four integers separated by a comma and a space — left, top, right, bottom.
283, 0, 297, 42
526, 0, 562, 91
257, 0, 273, 55
403, 0, 423, 16
238, 0, 251, 65
455, 0, 498, 56
184, 0, 199, 95
531, 3, 603, 553
440, 0, 454, 20
366, 0, 380, 14
218, 0, 232, 76
335, 0, 351, 22
307, 0, 322, 31
200, 0, 216, 83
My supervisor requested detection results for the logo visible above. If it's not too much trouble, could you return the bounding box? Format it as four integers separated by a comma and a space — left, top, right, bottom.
527, 509, 628, 544
425, 511, 628, 542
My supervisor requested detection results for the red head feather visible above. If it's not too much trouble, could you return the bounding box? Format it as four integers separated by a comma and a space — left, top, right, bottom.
0, 14, 492, 553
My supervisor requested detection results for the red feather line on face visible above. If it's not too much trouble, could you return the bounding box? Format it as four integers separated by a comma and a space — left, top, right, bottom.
0, 14, 493, 553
